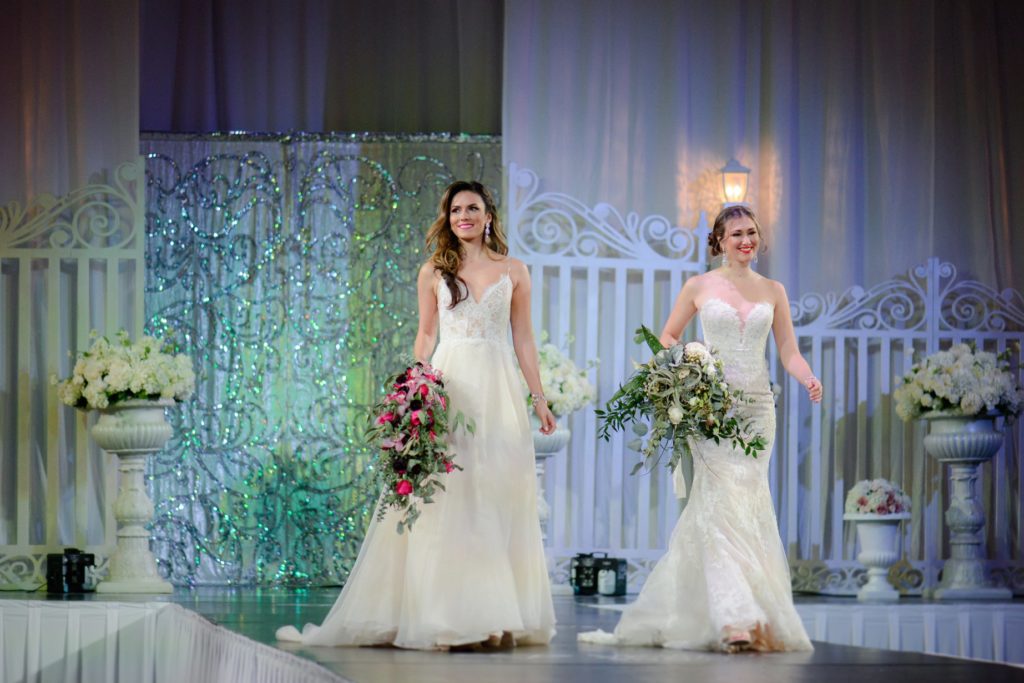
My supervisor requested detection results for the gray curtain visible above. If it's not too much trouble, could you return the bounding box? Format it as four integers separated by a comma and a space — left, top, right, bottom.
141, 0, 503, 135
503, 0, 1024, 295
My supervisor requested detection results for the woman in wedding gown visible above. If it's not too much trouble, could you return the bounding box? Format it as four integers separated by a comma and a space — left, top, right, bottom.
580, 205, 821, 654
277, 180, 557, 650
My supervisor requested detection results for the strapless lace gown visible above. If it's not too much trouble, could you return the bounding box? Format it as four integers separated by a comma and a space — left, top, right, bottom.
579, 298, 812, 652
276, 274, 556, 649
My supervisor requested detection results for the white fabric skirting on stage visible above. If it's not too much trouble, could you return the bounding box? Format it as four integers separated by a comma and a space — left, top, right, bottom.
797, 602, 1024, 665
0, 601, 341, 683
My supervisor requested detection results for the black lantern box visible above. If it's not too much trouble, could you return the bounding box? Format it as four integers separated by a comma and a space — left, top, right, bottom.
45, 547, 96, 594
570, 552, 627, 596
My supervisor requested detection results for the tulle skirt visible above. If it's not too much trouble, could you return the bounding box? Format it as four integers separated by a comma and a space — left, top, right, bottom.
276, 339, 556, 650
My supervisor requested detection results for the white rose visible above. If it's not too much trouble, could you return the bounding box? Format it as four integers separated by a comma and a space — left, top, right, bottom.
667, 404, 685, 425
960, 392, 983, 415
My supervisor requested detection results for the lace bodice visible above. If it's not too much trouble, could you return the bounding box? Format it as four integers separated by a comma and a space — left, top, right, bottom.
698, 297, 774, 394
436, 274, 512, 347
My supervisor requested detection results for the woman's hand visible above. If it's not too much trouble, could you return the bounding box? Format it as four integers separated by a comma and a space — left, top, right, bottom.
534, 400, 558, 434
804, 376, 823, 404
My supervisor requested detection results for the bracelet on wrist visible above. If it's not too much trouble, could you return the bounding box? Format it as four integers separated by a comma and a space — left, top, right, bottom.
804, 375, 819, 386
530, 392, 546, 406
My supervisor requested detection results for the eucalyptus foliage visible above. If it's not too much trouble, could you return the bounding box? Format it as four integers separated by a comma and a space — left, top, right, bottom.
596, 326, 767, 476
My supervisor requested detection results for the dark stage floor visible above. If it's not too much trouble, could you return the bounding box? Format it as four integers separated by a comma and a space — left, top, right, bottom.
4, 588, 1023, 683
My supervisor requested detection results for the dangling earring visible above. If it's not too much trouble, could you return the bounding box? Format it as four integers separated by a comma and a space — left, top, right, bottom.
752, 251, 759, 266
485, 223, 492, 238
720, 252, 728, 267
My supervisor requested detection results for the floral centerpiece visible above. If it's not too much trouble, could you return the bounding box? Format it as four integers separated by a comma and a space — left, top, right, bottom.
893, 343, 1023, 421
597, 326, 766, 477
52, 329, 196, 409
51, 329, 194, 594
894, 343, 1019, 599
530, 337, 598, 417
365, 363, 472, 534
844, 478, 911, 516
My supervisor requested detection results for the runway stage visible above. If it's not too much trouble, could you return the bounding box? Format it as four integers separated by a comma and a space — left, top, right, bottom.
2, 589, 1022, 683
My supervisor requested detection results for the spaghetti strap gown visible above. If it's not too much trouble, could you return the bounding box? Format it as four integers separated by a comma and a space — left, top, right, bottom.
276, 273, 556, 649
579, 298, 812, 652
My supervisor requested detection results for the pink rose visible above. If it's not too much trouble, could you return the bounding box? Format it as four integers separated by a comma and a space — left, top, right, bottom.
396, 480, 413, 496
377, 411, 395, 425
419, 384, 429, 397
444, 460, 454, 473
410, 410, 422, 426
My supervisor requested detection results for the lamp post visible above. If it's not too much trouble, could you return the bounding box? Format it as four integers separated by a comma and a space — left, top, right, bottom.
720, 158, 751, 207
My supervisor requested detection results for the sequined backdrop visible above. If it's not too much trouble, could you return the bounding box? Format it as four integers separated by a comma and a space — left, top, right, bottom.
141, 134, 501, 585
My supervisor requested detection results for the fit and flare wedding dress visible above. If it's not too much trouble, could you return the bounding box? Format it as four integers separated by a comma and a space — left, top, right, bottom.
580, 297, 812, 652
276, 273, 556, 650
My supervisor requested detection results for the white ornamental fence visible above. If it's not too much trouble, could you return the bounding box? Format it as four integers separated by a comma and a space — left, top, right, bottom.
0, 161, 144, 586
507, 163, 1024, 595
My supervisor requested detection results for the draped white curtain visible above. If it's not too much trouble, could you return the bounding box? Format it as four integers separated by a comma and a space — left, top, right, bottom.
503, 0, 1024, 295
0, 601, 341, 682
0, 1, 141, 581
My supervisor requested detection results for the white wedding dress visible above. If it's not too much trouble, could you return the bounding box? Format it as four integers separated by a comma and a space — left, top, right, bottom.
579, 297, 812, 652
276, 273, 556, 649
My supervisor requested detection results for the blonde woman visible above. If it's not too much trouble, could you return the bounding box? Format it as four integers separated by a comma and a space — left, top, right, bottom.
580, 205, 820, 653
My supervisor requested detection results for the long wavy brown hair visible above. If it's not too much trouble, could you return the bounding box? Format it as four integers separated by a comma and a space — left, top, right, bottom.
426, 180, 508, 308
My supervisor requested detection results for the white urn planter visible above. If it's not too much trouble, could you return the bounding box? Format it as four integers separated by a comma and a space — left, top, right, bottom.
922, 413, 1011, 600
844, 512, 910, 602
90, 398, 174, 594
530, 413, 573, 595
530, 414, 570, 538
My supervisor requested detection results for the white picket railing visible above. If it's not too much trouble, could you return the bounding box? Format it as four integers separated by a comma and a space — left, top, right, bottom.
0, 160, 144, 586
508, 163, 1024, 595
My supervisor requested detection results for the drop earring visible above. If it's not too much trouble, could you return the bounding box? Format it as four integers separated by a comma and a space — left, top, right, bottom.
485, 223, 492, 238
721, 252, 728, 267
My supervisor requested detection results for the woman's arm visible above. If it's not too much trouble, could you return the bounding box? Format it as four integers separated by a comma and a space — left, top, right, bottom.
659, 277, 700, 347
770, 281, 823, 403
413, 262, 439, 363
509, 259, 557, 434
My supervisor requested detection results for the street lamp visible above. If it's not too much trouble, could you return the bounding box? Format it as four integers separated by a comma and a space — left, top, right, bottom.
720, 158, 750, 206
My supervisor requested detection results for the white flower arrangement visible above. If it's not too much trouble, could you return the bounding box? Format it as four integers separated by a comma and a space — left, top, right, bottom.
531, 337, 598, 417
893, 343, 1023, 421
844, 478, 911, 515
52, 329, 196, 410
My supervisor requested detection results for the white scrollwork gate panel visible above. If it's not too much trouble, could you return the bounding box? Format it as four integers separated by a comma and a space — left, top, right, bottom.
0, 160, 144, 585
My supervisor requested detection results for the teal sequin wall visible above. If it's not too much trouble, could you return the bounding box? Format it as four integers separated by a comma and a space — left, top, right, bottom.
141, 134, 501, 585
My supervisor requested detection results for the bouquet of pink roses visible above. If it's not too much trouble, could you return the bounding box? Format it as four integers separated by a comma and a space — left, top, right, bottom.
365, 362, 473, 533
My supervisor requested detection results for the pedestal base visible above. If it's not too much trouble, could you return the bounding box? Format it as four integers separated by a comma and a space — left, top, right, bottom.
97, 578, 173, 594
857, 585, 900, 602
932, 585, 1012, 601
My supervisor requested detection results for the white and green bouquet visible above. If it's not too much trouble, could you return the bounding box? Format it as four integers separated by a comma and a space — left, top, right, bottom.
53, 329, 196, 410
893, 343, 1023, 421
596, 326, 766, 476
844, 478, 911, 515
530, 338, 598, 417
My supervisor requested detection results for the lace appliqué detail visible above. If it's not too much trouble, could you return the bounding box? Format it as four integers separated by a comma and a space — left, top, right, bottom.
699, 297, 773, 395
437, 274, 512, 348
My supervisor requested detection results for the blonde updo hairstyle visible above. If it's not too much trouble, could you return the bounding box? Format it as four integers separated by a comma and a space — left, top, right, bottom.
426, 180, 508, 308
708, 205, 766, 257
